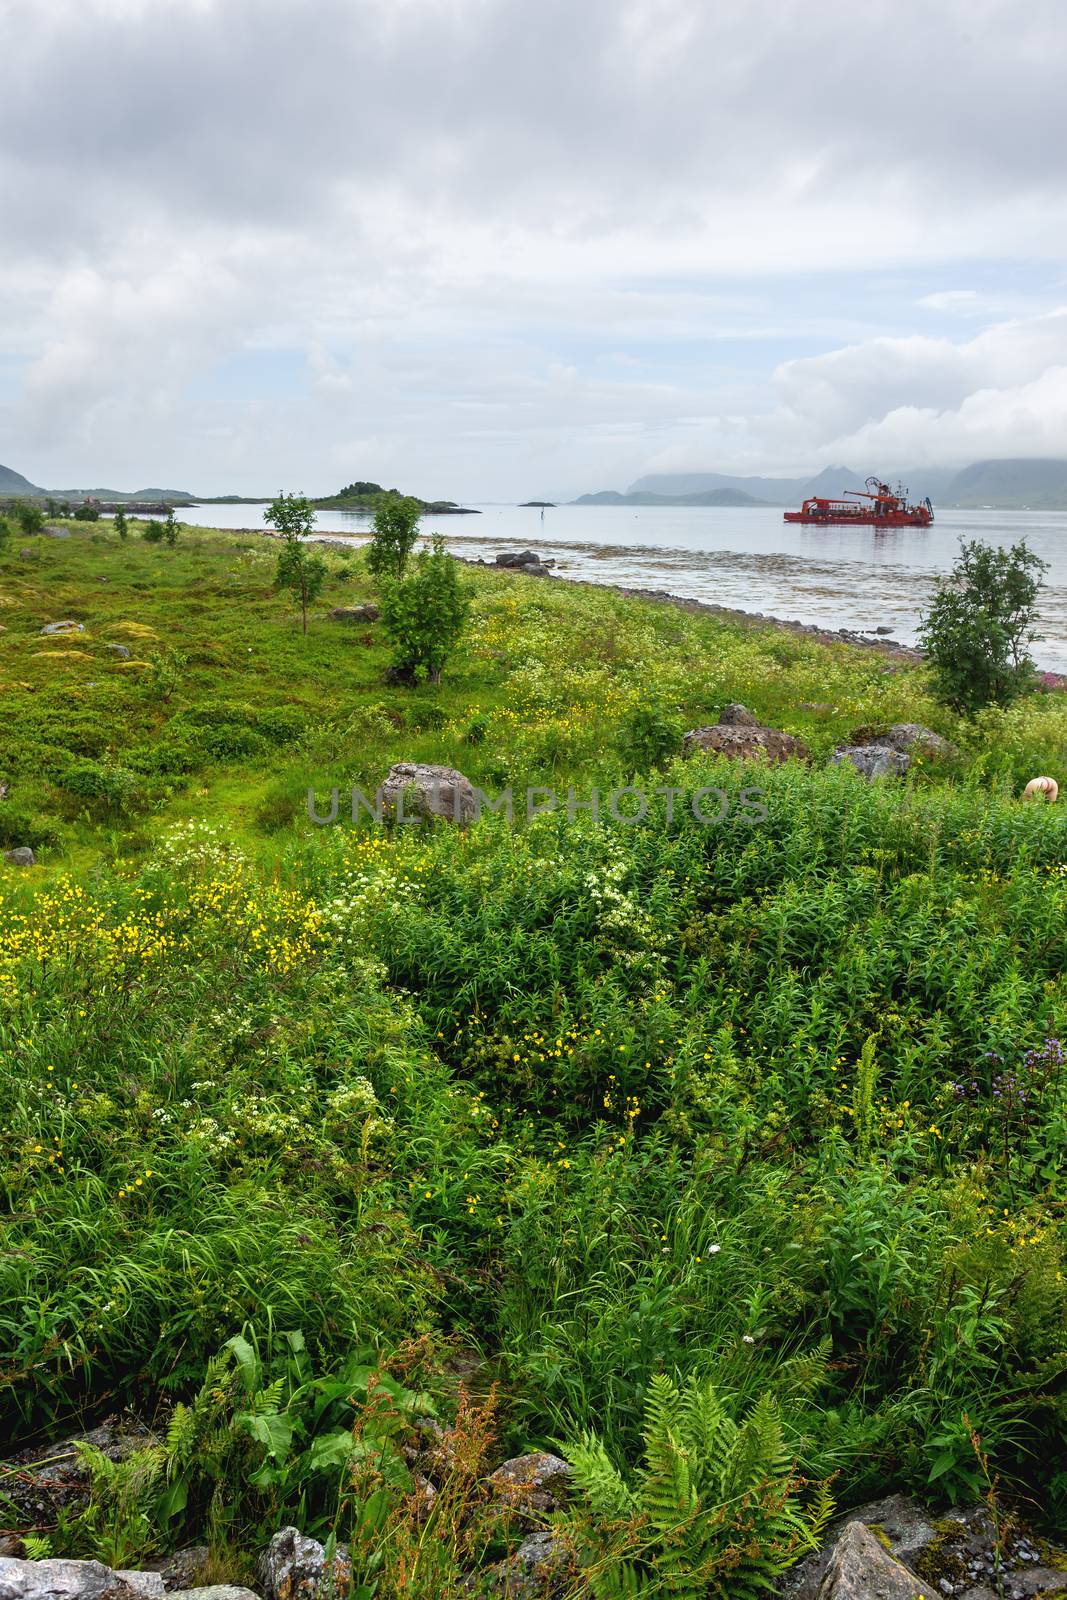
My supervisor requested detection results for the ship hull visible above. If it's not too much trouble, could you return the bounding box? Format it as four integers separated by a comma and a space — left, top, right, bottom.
783, 510, 932, 527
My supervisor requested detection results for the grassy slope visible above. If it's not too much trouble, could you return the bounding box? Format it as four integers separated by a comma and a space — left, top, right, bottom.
2, 520, 1064, 868
2, 520, 1067, 1579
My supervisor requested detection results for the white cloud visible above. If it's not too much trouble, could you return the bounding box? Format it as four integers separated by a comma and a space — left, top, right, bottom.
2, 0, 1067, 492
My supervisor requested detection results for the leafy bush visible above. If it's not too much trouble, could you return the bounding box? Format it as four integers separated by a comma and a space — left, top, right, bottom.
918, 538, 1048, 713
60, 760, 144, 815
142, 519, 165, 543
367, 492, 422, 584
0, 801, 61, 851
620, 702, 684, 771
379, 537, 470, 685
13, 501, 46, 535
74, 503, 101, 522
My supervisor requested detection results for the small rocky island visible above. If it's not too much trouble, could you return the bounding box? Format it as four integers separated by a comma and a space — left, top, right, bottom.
313, 479, 480, 514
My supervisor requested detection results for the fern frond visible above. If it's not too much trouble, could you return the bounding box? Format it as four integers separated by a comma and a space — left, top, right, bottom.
569, 1433, 637, 1524
719, 1394, 788, 1503
775, 1337, 832, 1401
678, 1379, 731, 1501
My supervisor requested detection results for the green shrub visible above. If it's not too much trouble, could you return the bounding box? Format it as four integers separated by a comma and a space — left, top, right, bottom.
74, 503, 101, 522
0, 802, 61, 851
366, 492, 422, 584
379, 537, 470, 685
918, 538, 1048, 713
253, 779, 304, 834
60, 760, 144, 815
13, 501, 46, 535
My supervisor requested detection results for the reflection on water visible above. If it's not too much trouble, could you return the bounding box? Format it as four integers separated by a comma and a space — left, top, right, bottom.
167, 502, 1067, 670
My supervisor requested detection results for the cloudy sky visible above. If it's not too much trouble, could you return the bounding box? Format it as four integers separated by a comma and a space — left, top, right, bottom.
2, 0, 1066, 499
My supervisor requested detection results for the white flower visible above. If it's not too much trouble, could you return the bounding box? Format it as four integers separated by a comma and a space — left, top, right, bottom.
742, 1334, 756, 1344
707, 1244, 722, 1255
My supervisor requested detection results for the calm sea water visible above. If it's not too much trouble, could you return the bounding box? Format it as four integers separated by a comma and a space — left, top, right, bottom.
166, 502, 1067, 671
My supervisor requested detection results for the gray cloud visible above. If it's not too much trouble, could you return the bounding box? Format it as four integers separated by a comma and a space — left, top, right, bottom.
2, 0, 1066, 494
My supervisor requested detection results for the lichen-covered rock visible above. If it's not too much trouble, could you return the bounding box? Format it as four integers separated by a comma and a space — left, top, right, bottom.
0, 1420, 158, 1523
0, 1559, 158, 1600
40, 621, 84, 637
106, 644, 132, 660
718, 702, 760, 727
483, 1531, 573, 1596
329, 605, 379, 623
3, 847, 35, 867
255, 1528, 350, 1600
167, 1589, 260, 1600
487, 1452, 572, 1514
884, 723, 957, 759
815, 1522, 925, 1599
831, 744, 910, 780
683, 723, 809, 765
151, 1551, 211, 1593
777, 1493, 1067, 1599
380, 762, 477, 825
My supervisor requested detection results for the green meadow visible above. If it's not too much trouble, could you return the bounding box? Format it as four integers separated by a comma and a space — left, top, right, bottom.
2, 519, 1067, 1593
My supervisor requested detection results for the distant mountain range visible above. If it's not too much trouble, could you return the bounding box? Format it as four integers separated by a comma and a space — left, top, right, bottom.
575, 486, 773, 508
0, 462, 196, 502
579, 459, 1067, 510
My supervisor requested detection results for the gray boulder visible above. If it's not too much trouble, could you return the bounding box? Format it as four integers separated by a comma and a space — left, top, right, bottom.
151, 1552, 211, 1593
106, 644, 132, 660
3, 848, 34, 867
718, 702, 760, 727
485, 1531, 572, 1596
815, 1522, 924, 1599
831, 745, 910, 780
495, 551, 540, 567
40, 621, 85, 637
884, 723, 957, 759
0, 1420, 157, 1523
778, 1493, 1067, 1600
0, 1560, 159, 1600
167, 1590, 260, 1600
43, 527, 72, 540
380, 762, 477, 826
256, 1528, 350, 1600
329, 605, 379, 623
487, 1452, 571, 1515
684, 723, 809, 765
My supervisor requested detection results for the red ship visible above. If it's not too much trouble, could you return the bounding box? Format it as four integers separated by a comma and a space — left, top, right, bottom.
784, 476, 934, 528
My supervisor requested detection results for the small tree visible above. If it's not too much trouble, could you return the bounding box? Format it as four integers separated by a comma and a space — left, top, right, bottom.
265, 493, 325, 636
142, 519, 164, 543
0, 515, 10, 552
74, 502, 100, 522
367, 491, 422, 584
113, 507, 129, 540
162, 506, 180, 546
13, 501, 45, 537
380, 536, 470, 684
918, 537, 1048, 714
